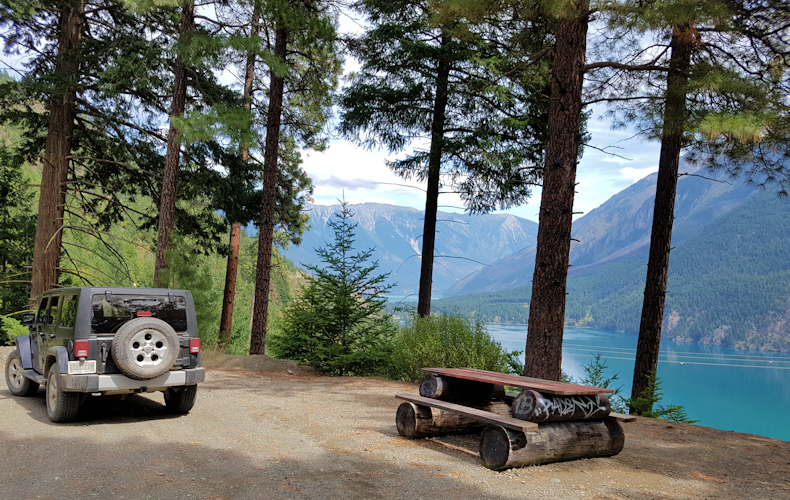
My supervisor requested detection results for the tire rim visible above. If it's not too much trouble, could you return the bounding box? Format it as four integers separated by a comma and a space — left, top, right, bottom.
48, 370, 58, 410
127, 328, 171, 369
7, 358, 24, 390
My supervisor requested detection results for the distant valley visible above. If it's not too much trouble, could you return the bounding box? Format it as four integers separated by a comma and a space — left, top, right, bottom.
286, 165, 790, 352
282, 203, 538, 294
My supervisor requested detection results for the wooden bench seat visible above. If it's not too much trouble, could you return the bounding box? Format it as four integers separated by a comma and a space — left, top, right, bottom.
396, 393, 540, 432
607, 412, 637, 423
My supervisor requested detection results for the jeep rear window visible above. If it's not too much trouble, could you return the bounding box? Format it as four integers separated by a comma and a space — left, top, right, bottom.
91, 294, 188, 334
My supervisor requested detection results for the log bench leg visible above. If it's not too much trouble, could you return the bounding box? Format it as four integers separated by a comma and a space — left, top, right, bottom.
479, 420, 625, 470
419, 375, 505, 403
396, 401, 513, 438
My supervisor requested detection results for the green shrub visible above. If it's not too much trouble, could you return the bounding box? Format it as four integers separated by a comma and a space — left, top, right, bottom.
1, 316, 29, 346
575, 353, 628, 413
389, 313, 512, 381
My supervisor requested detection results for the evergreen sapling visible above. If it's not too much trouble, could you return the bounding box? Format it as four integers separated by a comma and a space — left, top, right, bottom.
269, 200, 396, 376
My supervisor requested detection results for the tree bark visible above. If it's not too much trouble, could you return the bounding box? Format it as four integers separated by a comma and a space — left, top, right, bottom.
29, 0, 84, 308
154, 1, 194, 287
479, 420, 625, 470
218, 222, 241, 346
250, 24, 288, 355
630, 25, 694, 411
524, 2, 589, 381
219, 11, 259, 347
416, 35, 451, 318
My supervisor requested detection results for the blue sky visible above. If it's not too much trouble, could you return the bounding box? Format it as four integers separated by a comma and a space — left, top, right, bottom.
301, 110, 662, 223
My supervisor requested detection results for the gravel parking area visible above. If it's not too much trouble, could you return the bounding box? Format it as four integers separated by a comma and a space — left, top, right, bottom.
1, 347, 788, 499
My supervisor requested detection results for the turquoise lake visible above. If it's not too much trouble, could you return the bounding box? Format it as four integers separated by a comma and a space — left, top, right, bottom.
486, 324, 790, 442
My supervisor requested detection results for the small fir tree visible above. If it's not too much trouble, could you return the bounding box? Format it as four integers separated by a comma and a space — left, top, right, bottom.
0, 148, 36, 343
269, 201, 396, 376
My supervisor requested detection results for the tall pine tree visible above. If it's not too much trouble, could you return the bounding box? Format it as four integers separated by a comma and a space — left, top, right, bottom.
341, 0, 549, 318
247, 0, 340, 355
588, 0, 790, 408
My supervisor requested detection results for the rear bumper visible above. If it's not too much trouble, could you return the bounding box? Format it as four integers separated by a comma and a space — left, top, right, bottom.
59, 367, 205, 393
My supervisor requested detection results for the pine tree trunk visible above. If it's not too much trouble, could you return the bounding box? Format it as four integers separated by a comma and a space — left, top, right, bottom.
219, 12, 259, 347
250, 24, 288, 355
29, 0, 84, 308
219, 222, 241, 346
417, 36, 451, 318
524, 3, 589, 381
631, 25, 693, 410
154, 1, 194, 287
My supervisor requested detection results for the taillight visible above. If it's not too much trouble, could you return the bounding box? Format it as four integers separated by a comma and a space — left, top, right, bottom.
75, 340, 89, 358
136, 311, 153, 317
189, 338, 201, 354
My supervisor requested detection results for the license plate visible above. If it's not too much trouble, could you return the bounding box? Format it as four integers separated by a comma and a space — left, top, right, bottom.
68, 360, 97, 375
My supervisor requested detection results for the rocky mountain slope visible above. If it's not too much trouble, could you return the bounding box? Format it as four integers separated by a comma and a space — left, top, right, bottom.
446, 166, 758, 296
283, 203, 538, 294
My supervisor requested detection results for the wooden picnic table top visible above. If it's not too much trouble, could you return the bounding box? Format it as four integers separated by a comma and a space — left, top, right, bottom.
422, 367, 614, 396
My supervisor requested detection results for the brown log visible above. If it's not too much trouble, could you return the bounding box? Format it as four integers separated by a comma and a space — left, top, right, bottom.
479, 420, 625, 470
419, 374, 504, 403
396, 401, 513, 439
511, 390, 611, 422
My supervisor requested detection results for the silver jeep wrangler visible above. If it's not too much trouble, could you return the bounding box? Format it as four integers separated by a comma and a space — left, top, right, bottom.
5, 287, 205, 422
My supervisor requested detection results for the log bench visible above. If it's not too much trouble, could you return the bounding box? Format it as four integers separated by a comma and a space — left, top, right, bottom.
396, 367, 635, 470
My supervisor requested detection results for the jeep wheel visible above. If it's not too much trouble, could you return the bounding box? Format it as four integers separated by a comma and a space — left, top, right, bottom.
47, 365, 80, 423
164, 385, 198, 414
5, 350, 39, 396
111, 317, 179, 380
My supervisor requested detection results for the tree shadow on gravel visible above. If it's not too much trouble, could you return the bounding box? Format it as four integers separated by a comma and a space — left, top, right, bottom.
0, 433, 516, 500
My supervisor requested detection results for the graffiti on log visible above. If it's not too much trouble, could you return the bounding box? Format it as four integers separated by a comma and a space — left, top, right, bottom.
512, 390, 610, 422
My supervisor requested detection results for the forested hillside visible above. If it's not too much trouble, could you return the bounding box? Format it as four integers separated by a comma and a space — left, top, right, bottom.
434, 190, 790, 351
446, 166, 758, 296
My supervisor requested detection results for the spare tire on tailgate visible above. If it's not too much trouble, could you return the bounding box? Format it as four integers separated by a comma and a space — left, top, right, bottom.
111, 317, 179, 380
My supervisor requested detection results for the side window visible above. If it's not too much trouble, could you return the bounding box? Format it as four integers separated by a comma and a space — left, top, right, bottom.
60, 295, 78, 328
48, 296, 61, 326
36, 298, 49, 324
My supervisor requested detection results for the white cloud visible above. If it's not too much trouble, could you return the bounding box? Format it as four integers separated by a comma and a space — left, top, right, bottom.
301, 106, 664, 224
301, 141, 428, 208
621, 166, 658, 183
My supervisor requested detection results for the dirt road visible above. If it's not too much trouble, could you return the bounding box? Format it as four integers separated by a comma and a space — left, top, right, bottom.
1, 347, 788, 500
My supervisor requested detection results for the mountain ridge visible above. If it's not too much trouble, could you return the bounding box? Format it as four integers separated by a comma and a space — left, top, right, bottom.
446, 166, 759, 295
432, 176, 790, 351
283, 202, 539, 294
